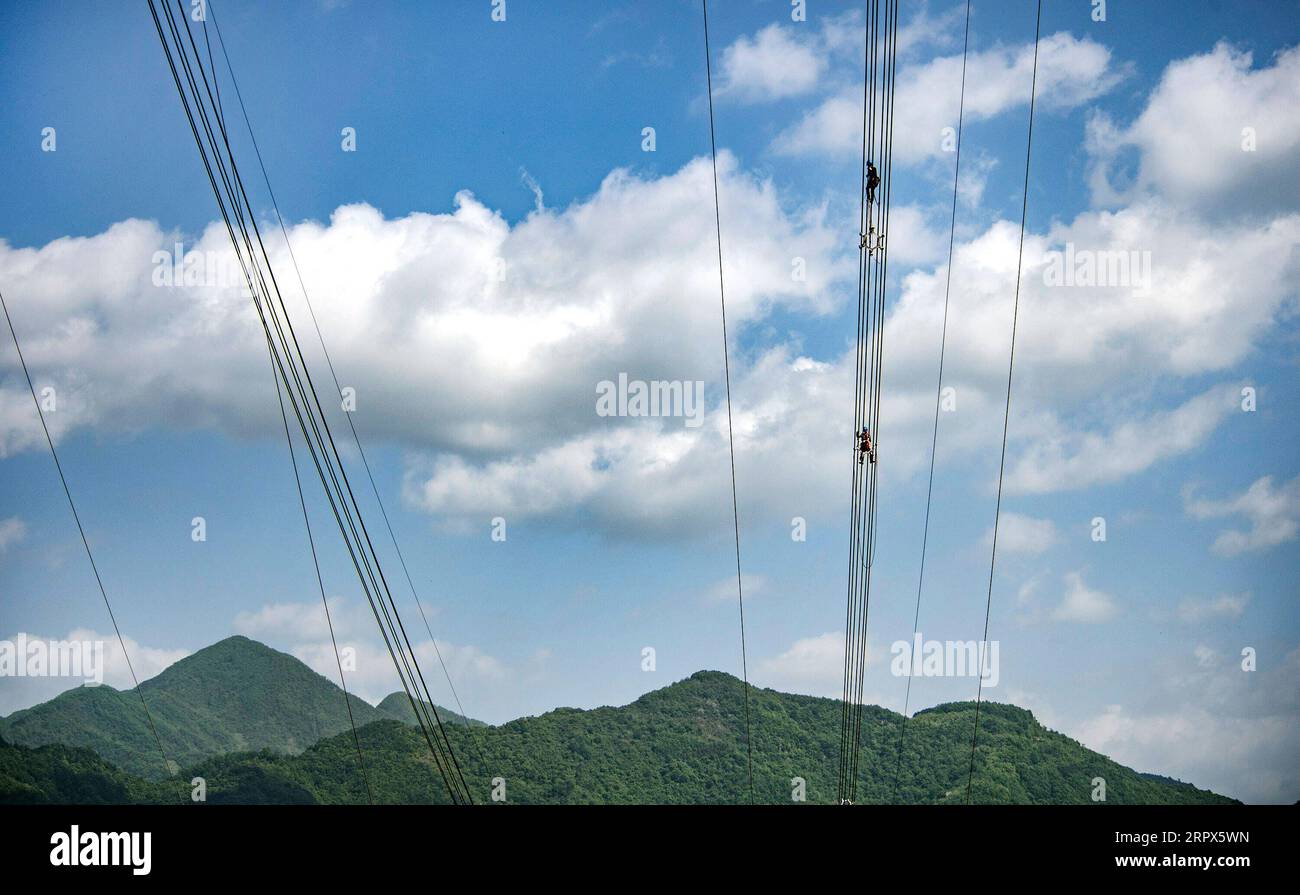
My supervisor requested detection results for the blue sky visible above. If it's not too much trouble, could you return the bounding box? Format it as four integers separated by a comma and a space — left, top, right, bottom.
1, 0, 1297, 803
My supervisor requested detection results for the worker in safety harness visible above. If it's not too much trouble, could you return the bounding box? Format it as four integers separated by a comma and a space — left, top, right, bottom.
861, 161, 882, 252
857, 426, 876, 465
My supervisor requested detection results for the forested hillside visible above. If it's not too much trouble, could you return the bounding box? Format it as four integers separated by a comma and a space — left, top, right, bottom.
0, 660, 1235, 805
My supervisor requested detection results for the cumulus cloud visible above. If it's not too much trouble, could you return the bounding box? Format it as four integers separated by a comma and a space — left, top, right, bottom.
705, 573, 768, 603
711, 12, 881, 104
1004, 385, 1241, 495
774, 32, 1125, 161
0, 154, 843, 462
987, 512, 1058, 555
233, 597, 355, 643
1071, 645, 1300, 803
4, 40, 1298, 540
756, 631, 848, 698
883, 196, 1297, 497
1176, 592, 1250, 623
5, 191, 1292, 540
713, 23, 828, 103
291, 637, 506, 708
887, 200, 1298, 402
0, 628, 189, 716
1184, 475, 1300, 556
1050, 571, 1117, 623
76, 627, 188, 688
893, 2, 965, 59
0, 516, 25, 554
1088, 43, 1300, 215
229, 598, 506, 711
956, 153, 997, 208
885, 205, 948, 266
5, 187, 1293, 536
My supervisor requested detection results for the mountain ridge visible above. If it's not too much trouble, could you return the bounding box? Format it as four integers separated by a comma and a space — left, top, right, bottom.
0, 635, 469, 777
0, 637, 1236, 804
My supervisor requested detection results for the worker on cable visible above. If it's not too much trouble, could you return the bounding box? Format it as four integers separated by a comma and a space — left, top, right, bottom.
857, 426, 876, 465
861, 161, 882, 253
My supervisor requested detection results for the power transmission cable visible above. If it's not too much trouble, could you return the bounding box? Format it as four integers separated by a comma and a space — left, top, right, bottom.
159, 0, 470, 802
147, 0, 471, 803
839, 0, 899, 805
966, 0, 1042, 804
199, 10, 374, 804
889, 0, 971, 804
265, 338, 375, 804
190, 9, 472, 803
177, 10, 463, 790
204, 0, 488, 773
850, 0, 899, 801
840, 0, 880, 803
701, 0, 755, 805
1, 287, 176, 789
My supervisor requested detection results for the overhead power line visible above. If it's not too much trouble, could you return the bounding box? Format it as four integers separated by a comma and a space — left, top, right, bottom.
701, 0, 756, 805
197, 7, 373, 805
265, 337, 375, 804
966, 0, 1043, 804
204, 0, 489, 775
146, 0, 471, 804
839, 0, 899, 806
1, 287, 176, 790
889, 0, 972, 804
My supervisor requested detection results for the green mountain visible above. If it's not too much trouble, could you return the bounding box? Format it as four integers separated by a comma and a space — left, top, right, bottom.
0, 734, 155, 805
0, 661, 1237, 805
0, 635, 391, 778
375, 692, 485, 729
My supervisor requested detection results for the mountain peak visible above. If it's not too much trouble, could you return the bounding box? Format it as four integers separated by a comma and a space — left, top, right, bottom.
1, 634, 389, 778
684, 669, 741, 684
0, 638, 1239, 804
166, 634, 288, 666
375, 692, 485, 728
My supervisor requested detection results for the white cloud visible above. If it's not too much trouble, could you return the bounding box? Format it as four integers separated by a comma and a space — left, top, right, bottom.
4, 51, 1298, 538
388, 172, 1295, 533
290, 637, 506, 708
0, 516, 25, 554
893, 2, 965, 59
0, 154, 844, 463
1185, 474, 1300, 556
756, 631, 848, 698
884, 205, 947, 266
884, 195, 1298, 496
6, 184, 1293, 533
1016, 574, 1043, 608
1088, 43, 1300, 215
775, 32, 1125, 161
1004, 385, 1241, 495
0, 628, 189, 716
1176, 593, 1250, 623
770, 90, 861, 159
987, 512, 1057, 555
956, 153, 997, 208
705, 573, 768, 603
712, 12, 882, 105
228, 598, 506, 711
72, 627, 187, 689
1050, 571, 1117, 623
404, 343, 859, 536
1071, 646, 1300, 803
233, 597, 353, 642
714, 23, 827, 103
